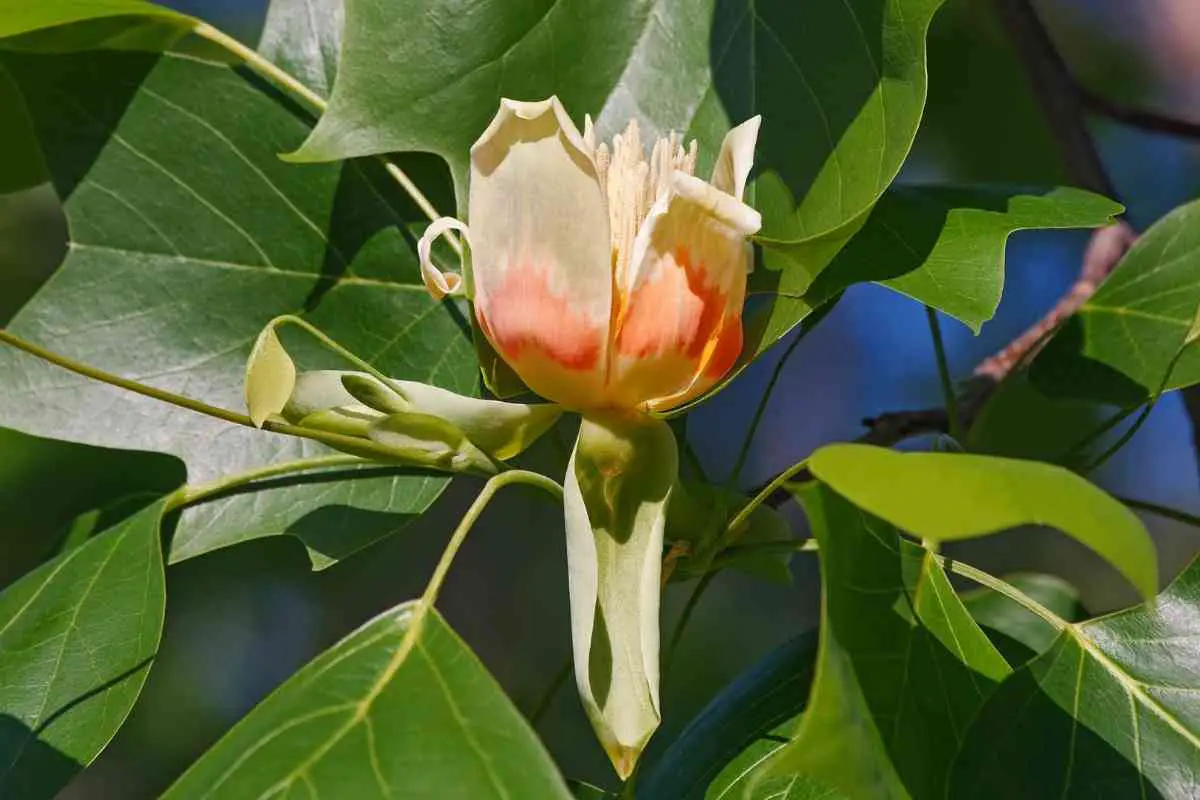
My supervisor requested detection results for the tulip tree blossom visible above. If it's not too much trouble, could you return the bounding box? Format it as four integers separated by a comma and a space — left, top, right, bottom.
418, 97, 762, 777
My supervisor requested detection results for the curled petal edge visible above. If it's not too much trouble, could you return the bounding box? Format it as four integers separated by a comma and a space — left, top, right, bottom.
417, 217, 471, 300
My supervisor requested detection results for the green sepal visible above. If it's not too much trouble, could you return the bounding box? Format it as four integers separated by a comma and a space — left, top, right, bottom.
367, 412, 496, 474
564, 413, 677, 779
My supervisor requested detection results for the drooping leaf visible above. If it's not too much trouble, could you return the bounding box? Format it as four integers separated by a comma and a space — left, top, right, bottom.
1033, 197, 1200, 406
0, 0, 190, 40
961, 572, 1083, 666
951, 555, 1200, 798
742, 186, 1122, 363
639, 631, 818, 800
751, 483, 1011, 799
808, 444, 1158, 598
162, 602, 572, 799
0, 44, 475, 568
0, 497, 170, 799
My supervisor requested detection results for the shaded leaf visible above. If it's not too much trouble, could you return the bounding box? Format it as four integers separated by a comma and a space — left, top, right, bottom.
162, 602, 572, 799
951, 555, 1200, 799
0, 45, 475, 568
0, 426, 183, 585
808, 444, 1158, 598
1033, 197, 1200, 406
0, 497, 170, 799
754, 483, 1010, 799
640, 631, 818, 800
743, 186, 1121, 363
961, 573, 1083, 665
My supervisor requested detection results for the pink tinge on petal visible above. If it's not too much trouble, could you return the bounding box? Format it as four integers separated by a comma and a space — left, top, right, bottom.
477, 257, 606, 374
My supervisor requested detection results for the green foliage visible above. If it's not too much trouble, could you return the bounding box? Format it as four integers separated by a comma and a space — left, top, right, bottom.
0, 41, 475, 568
952, 555, 1200, 798
0, 497, 171, 798
753, 483, 1010, 800
808, 443, 1158, 598
1034, 198, 1200, 405
1, 0, 1199, 797
163, 602, 573, 799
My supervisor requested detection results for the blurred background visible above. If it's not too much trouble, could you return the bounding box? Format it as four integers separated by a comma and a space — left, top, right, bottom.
2, 0, 1200, 795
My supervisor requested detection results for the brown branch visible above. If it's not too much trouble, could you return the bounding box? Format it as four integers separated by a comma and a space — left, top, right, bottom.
1079, 88, 1200, 140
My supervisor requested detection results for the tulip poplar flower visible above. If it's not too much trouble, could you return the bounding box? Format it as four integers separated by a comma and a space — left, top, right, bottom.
418, 97, 761, 778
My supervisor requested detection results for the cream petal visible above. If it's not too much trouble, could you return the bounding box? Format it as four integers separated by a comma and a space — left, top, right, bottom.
710, 115, 761, 201
607, 173, 759, 411
468, 97, 613, 410
416, 217, 470, 300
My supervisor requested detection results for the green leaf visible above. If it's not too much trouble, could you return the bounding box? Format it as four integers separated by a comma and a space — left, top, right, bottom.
1032, 197, 1200, 406
0, 497, 169, 799
0, 426, 183, 583
565, 414, 677, 779
290, 0, 655, 194
965, 371, 1112, 466
961, 573, 1083, 665
257, 0, 342, 99
742, 186, 1122, 363
0, 45, 476, 568
808, 444, 1158, 598
639, 631, 818, 799
0, 0, 189, 40
162, 602, 572, 799
951, 555, 1200, 798
754, 483, 1011, 800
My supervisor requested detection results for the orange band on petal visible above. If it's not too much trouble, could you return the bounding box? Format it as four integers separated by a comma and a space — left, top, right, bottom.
479, 259, 605, 372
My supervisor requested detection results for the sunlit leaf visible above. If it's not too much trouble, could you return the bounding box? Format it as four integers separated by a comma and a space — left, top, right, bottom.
808, 444, 1158, 598
961, 572, 1083, 665
0, 497, 170, 799
0, 43, 474, 568
951, 555, 1200, 798
1033, 197, 1200, 406
162, 602, 573, 799
0, 0, 189, 40
751, 483, 1010, 799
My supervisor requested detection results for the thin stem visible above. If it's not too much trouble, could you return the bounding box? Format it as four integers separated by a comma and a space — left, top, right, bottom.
1118, 496, 1200, 529
420, 470, 562, 608
943, 556, 1068, 631
663, 573, 715, 675
271, 315, 396, 388
925, 306, 963, 441
529, 657, 573, 727
1078, 400, 1156, 473
0, 329, 455, 466
730, 328, 806, 487
726, 458, 810, 537
165, 454, 367, 512
190, 22, 459, 255
0, 328, 253, 427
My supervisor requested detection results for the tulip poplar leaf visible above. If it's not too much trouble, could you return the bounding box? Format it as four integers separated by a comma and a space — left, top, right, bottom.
163, 601, 573, 799
0, 45, 476, 568
951, 554, 1200, 798
0, 497, 170, 799
1032, 197, 1200, 406
808, 444, 1158, 599
0, 0, 191, 40
743, 185, 1122, 365
752, 482, 1011, 799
